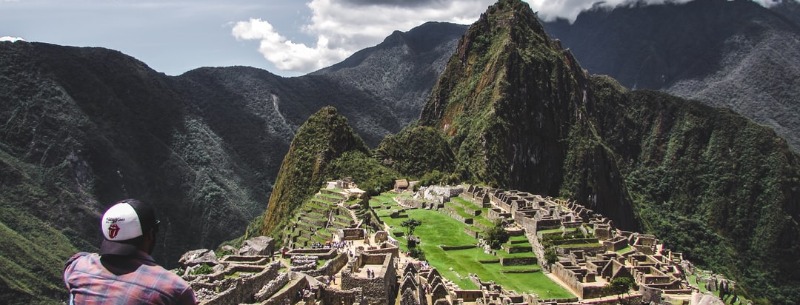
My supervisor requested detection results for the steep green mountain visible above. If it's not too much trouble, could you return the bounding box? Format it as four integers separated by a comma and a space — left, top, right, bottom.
260, 107, 368, 235
542, 0, 800, 151
420, 0, 800, 303
591, 77, 800, 304
0, 42, 275, 304
375, 124, 456, 179
420, 0, 638, 230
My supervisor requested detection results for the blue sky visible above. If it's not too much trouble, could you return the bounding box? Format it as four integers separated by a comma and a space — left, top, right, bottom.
0, 0, 787, 77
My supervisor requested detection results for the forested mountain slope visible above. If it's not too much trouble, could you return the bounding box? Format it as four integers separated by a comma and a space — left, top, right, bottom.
543, 0, 800, 151
420, 0, 800, 303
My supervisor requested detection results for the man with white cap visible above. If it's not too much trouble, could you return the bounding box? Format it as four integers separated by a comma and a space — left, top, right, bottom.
64, 199, 197, 304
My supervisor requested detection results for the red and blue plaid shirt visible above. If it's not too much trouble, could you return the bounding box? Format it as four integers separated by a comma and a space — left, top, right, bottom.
64, 251, 197, 305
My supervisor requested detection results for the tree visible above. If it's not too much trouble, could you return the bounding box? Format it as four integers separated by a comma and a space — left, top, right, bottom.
484, 220, 509, 249
544, 247, 558, 265
606, 277, 635, 296
401, 218, 421, 236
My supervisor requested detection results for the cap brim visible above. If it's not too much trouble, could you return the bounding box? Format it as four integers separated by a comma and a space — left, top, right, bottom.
100, 238, 139, 256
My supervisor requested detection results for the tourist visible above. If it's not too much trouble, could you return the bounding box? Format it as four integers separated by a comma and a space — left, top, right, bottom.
64, 199, 197, 304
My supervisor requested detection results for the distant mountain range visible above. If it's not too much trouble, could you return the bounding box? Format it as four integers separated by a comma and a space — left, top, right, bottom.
542, 0, 800, 151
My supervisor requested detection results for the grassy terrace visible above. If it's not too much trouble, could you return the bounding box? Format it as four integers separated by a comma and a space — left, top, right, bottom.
451, 196, 483, 210
537, 227, 578, 235
369, 193, 397, 208
375, 193, 573, 299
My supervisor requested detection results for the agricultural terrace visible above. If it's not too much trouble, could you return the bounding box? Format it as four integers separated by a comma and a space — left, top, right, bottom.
369, 193, 573, 299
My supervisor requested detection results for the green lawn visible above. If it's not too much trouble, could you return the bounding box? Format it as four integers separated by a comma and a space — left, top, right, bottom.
538, 227, 577, 235
448, 203, 474, 219
615, 245, 633, 254
376, 196, 573, 299
451, 196, 483, 210
557, 243, 603, 249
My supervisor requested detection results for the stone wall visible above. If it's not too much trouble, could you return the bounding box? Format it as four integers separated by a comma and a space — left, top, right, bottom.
320, 286, 365, 305
287, 248, 338, 259
602, 237, 628, 252
194, 261, 282, 305
557, 294, 640, 305
503, 244, 532, 254
305, 253, 349, 277
442, 207, 473, 224
550, 262, 609, 299
254, 272, 290, 302
454, 290, 483, 302
262, 274, 310, 305
343, 253, 398, 305
487, 208, 511, 221
500, 257, 537, 266
341, 272, 393, 305
464, 226, 480, 238
364, 245, 399, 259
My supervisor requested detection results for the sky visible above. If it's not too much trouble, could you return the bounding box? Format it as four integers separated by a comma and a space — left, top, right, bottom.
0, 0, 788, 77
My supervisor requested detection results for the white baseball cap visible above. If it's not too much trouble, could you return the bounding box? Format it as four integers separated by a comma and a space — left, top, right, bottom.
99, 199, 159, 256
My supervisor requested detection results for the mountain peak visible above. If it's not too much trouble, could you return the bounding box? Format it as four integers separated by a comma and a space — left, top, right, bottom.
260, 106, 368, 235
419, 0, 592, 196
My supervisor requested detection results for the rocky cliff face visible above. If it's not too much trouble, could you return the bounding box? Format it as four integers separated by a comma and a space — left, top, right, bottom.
421, 0, 800, 303
313, 22, 467, 127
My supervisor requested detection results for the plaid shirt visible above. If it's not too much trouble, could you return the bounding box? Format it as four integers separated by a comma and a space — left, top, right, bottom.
64, 252, 197, 305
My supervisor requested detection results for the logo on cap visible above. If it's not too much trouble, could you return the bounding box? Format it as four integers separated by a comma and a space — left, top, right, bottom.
105, 217, 125, 239
108, 223, 120, 239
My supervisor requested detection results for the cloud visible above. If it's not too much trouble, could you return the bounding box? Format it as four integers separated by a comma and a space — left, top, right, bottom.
233, 0, 493, 74
529, 0, 698, 22
0, 36, 25, 42
337, 0, 451, 8
233, 0, 791, 74
232, 18, 350, 72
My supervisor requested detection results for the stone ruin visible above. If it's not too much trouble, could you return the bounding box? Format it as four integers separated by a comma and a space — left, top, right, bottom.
458, 185, 710, 304
178, 180, 732, 305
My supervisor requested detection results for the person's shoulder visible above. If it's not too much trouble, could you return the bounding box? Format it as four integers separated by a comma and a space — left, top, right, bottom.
148, 265, 197, 304
65, 252, 97, 268
149, 263, 191, 288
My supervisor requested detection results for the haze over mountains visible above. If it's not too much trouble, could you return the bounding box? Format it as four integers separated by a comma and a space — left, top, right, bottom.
1, 0, 800, 304
543, 0, 800, 150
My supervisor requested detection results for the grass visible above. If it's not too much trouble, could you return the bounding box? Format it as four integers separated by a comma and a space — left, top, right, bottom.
557, 243, 603, 249
375, 194, 573, 299
538, 227, 578, 235
451, 196, 483, 211
687, 274, 751, 305
615, 245, 633, 254
448, 203, 474, 219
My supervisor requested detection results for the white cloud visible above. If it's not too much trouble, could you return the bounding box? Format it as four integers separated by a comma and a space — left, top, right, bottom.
233, 0, 493, 74
529, 0, 697, 22
0, 36, 25, 42
233, 0, 790, 74
232, 18, 350, 72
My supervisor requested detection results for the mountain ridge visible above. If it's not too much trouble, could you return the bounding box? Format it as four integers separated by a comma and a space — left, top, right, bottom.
542, 0, 800, 151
